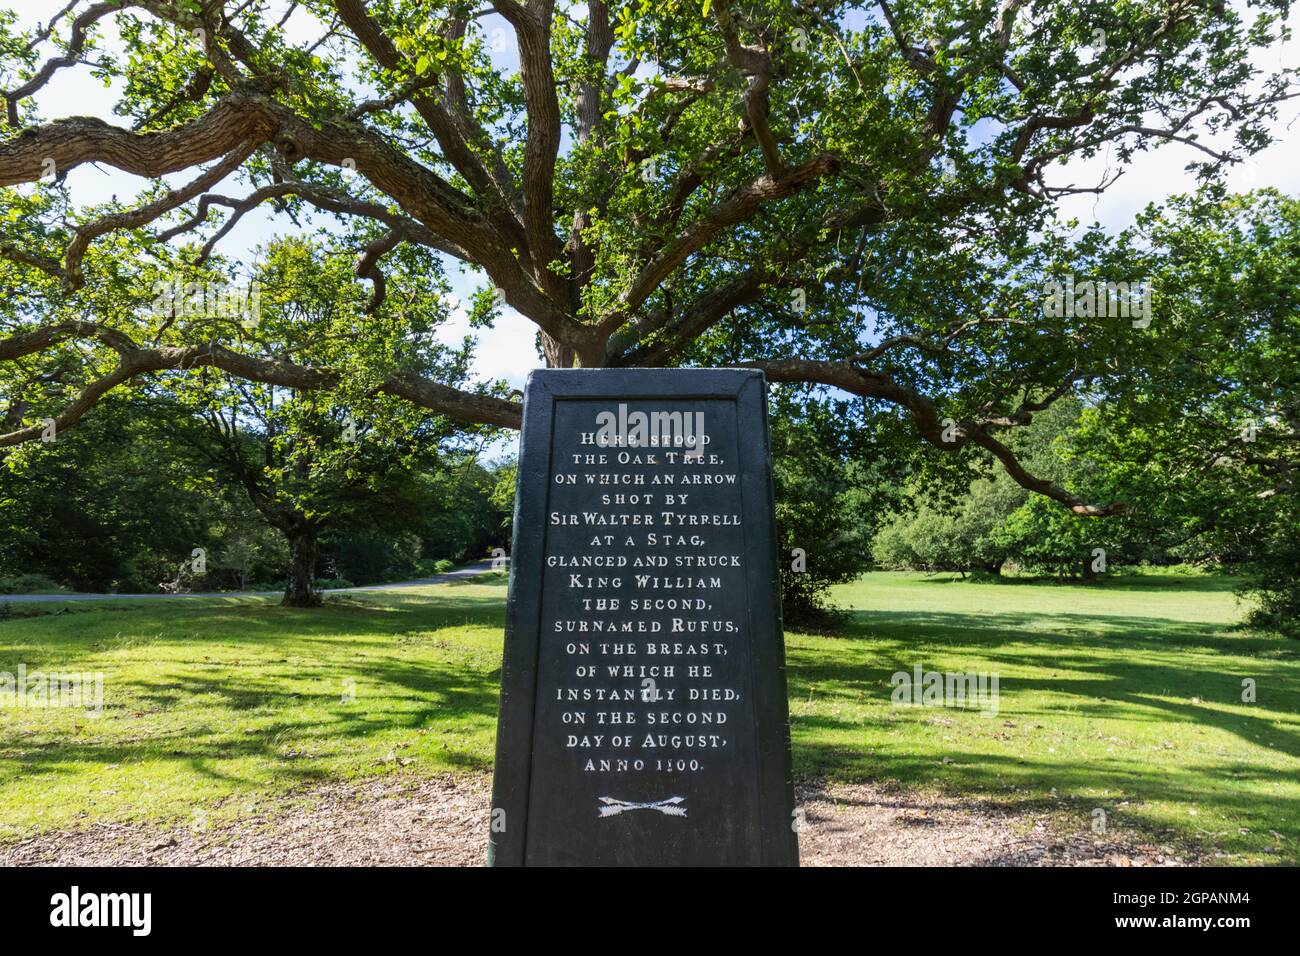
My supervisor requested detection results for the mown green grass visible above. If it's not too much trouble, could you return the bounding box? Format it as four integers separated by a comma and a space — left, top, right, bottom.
793, 573, 1299, 863
1, 571, 1296, 863
0, 581, 508, 839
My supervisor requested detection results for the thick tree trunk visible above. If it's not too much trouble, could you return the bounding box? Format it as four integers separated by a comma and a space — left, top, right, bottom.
542, 332, 606, 369
282, 525, 321, 607
542, 334, 574, 368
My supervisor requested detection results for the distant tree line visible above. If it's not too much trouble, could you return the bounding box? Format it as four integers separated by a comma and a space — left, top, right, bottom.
772, 192, 1298, 637
0, 391, 510, 598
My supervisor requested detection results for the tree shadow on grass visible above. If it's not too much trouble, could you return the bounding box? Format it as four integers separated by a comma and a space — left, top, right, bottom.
0, 591, 509, 667
843, 608, 1252, 641
798, 608, 1299, 756
787, 603, 1300, 860
793, 708, 1299, 858
4, 653, 502, 789
0, 588, 509, 826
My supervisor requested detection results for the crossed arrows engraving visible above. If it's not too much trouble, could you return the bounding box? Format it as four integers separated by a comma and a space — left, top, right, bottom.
597, 796, 687, 818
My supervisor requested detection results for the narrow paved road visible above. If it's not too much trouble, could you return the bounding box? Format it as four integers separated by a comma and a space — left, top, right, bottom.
0, 558, 499, 604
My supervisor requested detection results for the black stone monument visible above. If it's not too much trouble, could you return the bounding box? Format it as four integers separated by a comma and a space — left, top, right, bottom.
488, 368, 798, 866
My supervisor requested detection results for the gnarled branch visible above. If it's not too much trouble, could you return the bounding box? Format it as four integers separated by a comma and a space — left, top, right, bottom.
745, 357, 1124, 516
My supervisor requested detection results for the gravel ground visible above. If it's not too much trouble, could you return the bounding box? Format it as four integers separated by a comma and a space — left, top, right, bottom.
0, 775, 1194, 867
794, 782, 1195, 866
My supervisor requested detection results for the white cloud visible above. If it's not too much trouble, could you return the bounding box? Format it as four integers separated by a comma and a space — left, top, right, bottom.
436, 298, 542, 392
1051, 2, 1299, 230
1048, 114, 1300, 232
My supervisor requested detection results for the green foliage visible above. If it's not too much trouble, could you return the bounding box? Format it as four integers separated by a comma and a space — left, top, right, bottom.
0, 393, 254, 592
488, 460, 518, 535
874, 475, 1022, 575
1055, 192, 1300, 619
1239, 499, 1300, 640
418, 459, 508, 563
770, 390, 907, 623
321, 531, 418, 586
0, 573, 63, 594
874, 399, 1082, 576
871, 191, 1299, 606
311, 576, 355, 591
0, 237, 510, 595
0, 3, 1295, 620
149, 237, 496, 601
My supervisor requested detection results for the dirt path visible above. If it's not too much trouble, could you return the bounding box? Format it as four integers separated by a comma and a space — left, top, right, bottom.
1, 560, 497, 604
0, 775, 1196, 867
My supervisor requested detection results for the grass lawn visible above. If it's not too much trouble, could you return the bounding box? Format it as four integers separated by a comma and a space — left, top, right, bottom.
1, 570, 1296, 863
0, 582, 508, 840
795, 572, 1299, 864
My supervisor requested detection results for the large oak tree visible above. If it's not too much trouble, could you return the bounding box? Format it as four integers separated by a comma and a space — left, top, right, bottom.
0, 0, 1295, 520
